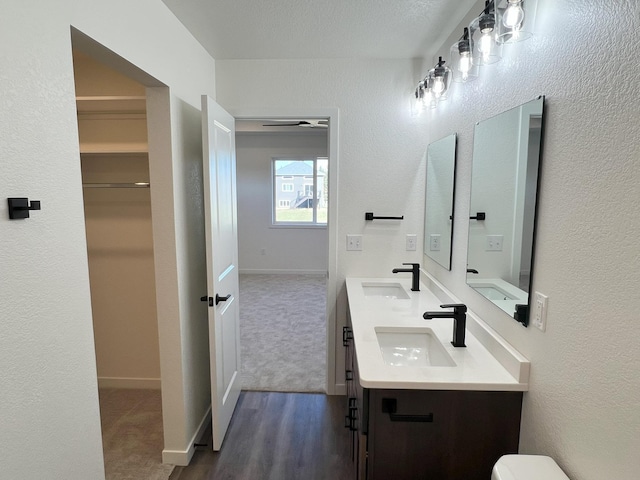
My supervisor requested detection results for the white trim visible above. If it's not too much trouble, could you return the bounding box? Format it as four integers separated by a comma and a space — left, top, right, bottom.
97, 377, 161, 390
162, 406, 212, 466
239, 269, 327, 275
229, 107, 339, 395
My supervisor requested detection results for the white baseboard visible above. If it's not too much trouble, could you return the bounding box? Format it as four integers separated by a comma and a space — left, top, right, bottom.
162, 405, 212, 466
239, 268, 326, 275
98, 377, 161, 389
332, 383, 346, 396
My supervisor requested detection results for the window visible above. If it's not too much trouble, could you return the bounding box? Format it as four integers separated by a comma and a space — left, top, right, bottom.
273, 157, 328, 225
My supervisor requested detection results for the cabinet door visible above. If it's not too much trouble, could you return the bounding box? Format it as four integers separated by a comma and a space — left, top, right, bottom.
367, 390, 522, 480
444, 391, 522, 479
368, 389, 451, 479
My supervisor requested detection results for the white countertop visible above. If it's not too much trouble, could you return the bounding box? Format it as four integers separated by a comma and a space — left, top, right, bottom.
346, 276, 530, 391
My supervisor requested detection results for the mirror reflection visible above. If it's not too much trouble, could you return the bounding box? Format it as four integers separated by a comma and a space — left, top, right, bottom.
424, 133, 457, 270
466, 97, 544, 324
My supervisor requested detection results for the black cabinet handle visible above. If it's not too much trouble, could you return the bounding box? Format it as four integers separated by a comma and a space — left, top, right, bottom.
345, 370, 353, 381
470, 211, 486, 220
215, 294, 231, 305
382, 398, 434, 423
365, 212, 404, 221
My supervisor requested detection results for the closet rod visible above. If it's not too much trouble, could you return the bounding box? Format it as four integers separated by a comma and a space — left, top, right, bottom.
82, 182, 150, 188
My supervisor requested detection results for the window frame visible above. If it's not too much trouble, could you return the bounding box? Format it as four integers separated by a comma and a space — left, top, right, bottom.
271, 157, 327, 228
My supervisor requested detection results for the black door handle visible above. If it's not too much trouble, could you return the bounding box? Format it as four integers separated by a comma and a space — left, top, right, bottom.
215, 294, 231, 305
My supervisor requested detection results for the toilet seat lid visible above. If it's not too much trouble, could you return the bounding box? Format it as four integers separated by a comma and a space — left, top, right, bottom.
492, 455, 570, 480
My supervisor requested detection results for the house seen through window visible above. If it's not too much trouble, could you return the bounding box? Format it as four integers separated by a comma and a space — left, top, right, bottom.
273, 158, 328, 225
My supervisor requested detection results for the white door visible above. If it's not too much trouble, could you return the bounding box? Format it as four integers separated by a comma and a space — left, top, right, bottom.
201, 95, 241, 450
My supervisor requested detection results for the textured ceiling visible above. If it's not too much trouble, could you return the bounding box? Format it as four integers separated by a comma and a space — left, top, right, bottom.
161, 0, 478, 60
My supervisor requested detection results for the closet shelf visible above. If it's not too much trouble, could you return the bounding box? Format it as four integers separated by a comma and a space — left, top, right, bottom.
76, 95, 146, 114
80, 143, 148, 155
83, 182, 150, 189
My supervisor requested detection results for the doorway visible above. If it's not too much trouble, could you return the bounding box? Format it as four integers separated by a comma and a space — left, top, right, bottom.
234, 114, 338, 394
72, 49, 171, 478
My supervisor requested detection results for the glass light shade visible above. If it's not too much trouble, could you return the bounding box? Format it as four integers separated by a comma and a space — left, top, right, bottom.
469, 10, 502, 65
431, 64, 452, 100
495, 0, 533, 43
450, 38, 478, 82
413, 85, 424, 115
422, 74, 438, 109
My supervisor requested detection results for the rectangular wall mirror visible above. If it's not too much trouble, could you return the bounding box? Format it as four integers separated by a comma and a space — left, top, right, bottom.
424, 133, 457, 270
466, 97, 545, 325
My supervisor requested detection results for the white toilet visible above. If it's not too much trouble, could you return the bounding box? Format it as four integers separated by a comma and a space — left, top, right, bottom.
492, 455, 570, 480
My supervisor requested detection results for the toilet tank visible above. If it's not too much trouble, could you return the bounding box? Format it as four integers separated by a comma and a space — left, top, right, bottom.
492, 455, 570, 480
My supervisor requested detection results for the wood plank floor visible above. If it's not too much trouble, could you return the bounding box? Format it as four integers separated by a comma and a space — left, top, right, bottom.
169, 392, 355, 480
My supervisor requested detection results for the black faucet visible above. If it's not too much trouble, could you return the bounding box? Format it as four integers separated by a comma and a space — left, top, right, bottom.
423, 304, 467, 347
392, 263, 420, 291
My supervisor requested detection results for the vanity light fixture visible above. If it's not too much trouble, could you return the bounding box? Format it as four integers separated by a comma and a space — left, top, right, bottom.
450, 28, 478, 83
496, 0, 533, 43
411, 0, 536, 109
469, 1, 502, 65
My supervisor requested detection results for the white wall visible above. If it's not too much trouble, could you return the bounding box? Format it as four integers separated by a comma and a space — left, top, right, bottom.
82, 155, 161, 388
236, 132, 328, 274
0, 1, 216, 477
423, 1, 640, 479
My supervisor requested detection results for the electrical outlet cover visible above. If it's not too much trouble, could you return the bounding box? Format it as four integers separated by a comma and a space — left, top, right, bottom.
533, 292, 548, 331
406, 234, 417, 251
430, 234, 441, 251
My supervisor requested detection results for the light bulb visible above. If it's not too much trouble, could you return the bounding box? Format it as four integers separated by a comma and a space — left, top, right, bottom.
479, 31, 494, 60
503, 0, 525, 29
432, 77, 445, 97
458, 52, 472, 79
477, 13, 496, 61
423, 87, 433, 106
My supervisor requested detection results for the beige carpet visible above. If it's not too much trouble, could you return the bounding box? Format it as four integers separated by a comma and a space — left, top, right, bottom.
239, 274, 327, 393
99, 388, 174, 480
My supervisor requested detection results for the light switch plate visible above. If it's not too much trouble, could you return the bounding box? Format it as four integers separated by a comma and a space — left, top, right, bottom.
533, 292, 548, 331
486, 235, 504, 251
347, 234, 363, 251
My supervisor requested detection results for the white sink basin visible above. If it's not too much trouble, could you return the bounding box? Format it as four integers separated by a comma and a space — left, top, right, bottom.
361, 282, 410, 299
375, 327, 456, 367
473, 286, 516, 301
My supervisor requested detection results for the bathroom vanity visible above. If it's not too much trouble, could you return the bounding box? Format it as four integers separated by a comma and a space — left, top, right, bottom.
344, 276, 530, 480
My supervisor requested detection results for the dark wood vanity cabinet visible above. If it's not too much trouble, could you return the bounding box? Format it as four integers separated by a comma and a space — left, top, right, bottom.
344, 320, 523, 480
